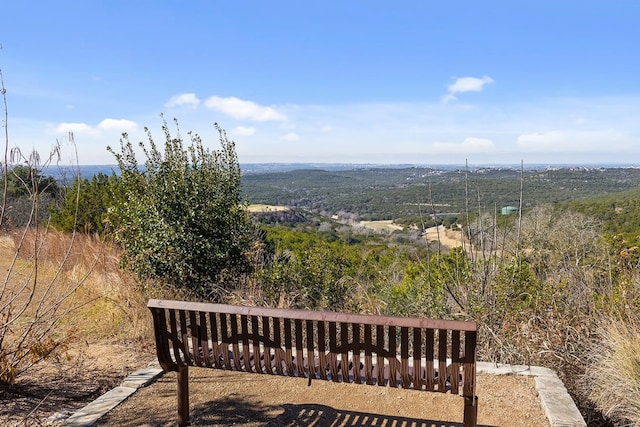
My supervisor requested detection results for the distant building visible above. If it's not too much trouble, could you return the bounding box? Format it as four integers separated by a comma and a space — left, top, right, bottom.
501, 206, 518, 215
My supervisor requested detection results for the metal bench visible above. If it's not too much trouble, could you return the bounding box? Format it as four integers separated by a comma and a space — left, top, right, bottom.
148, 299, 478, 426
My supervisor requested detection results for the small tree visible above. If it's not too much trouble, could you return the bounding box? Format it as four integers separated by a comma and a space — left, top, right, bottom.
107, 118, 256, 300
50, 173, 117, 234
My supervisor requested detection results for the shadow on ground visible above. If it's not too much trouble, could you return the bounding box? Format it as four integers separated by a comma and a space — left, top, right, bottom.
94, 369, 544, 426
267, 403, 494, 427
187, 397, 494, 427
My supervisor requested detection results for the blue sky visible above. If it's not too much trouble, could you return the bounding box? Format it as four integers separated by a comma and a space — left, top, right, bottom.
2, 1, 640, 165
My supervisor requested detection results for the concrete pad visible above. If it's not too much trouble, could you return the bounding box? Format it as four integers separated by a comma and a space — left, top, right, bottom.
63, 359, 586, 426
477, 361, 585, 427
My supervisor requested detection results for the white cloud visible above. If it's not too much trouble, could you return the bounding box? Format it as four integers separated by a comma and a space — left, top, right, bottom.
321, 125, 333, 133
165, 93, 200, 108
204, 96, 287, 121
53, 122, 96, 135
462, 137, 496, 150
431, 137, 496, 154
233, 126, 256, 137
442, 75, 494, 103
52, 118, 138, 136
98, 118, 138, 131
282, 132, 300, 142
516, 130, 632, 152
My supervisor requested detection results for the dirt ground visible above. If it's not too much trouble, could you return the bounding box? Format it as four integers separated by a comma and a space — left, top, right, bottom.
97, 368, 550, 427
1, 342, 550, 427
0, 342, 156, 427
424, 225, 465, 249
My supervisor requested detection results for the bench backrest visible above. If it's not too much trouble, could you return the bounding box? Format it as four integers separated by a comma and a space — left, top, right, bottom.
148, 299, 477, 398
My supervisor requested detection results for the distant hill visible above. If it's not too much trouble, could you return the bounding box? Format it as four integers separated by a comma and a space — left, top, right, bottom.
240, 165, 640, 225
45, 162, 640, 181
45, 165, 120, 183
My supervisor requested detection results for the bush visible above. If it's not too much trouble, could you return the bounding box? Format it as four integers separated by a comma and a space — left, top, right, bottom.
107, 119, 258, 300
50, 173, 117, 234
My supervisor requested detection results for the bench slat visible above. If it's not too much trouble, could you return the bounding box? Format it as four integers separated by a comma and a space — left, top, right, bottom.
219, 313, 231, 369
438, 329, 447, 392
208, 312, 221, 369
305, 320, 316, 380
376, 324, 385, 387
364, 324, 373, 385
317, 321, 328, 381
413, 328, 422, 390
464, 330, 477, 397
400, 327, 409, 388
352, 323, 361, 384
451, 329, 461, 394
262, 316, 272, 374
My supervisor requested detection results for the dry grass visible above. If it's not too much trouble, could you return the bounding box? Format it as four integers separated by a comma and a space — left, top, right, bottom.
358, 220, 403, 232
586, 313, 640, 426
247, 204, 290, 213
1, 229, 153, 385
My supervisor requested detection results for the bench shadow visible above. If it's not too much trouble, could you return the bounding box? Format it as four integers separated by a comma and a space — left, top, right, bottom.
270, 403, 494, 427
190, 397, 495, 427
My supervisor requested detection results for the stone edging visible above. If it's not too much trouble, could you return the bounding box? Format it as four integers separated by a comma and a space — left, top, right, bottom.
61, 360, 586, 426
60, 361, 164, 427
477, 362, 586, 427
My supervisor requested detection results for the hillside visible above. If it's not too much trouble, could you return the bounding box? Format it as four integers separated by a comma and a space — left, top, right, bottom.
241, 166, 640, 225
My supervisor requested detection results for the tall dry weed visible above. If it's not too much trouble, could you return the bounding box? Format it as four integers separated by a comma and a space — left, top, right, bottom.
10, 229, 152, 342
1, 226, 153, 385
586, 313, 640, 426
0, 67, 153, 387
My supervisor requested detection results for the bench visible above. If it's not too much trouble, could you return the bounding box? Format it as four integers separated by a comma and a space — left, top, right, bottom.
148, 299, 478, 426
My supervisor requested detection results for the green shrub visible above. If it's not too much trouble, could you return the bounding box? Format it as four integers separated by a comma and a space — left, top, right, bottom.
107, 119, 257, 300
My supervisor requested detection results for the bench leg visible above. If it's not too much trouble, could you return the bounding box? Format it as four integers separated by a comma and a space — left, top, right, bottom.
463, 395, 478, 427
177, 365, 190, 426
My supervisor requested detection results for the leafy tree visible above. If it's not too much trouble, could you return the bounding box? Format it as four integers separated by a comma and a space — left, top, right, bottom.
382, 260, 449, 319
258, 227, 353, 310
107, 119, 257, 300
3, 165, 58, 198
50, 173, 117, 234
257, 225, 418, 311
1, 164, 60, 228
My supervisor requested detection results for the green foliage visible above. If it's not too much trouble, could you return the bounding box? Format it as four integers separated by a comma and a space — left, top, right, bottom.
566, 188, 640, 248
1, 165, 60, 228
50, 173, 117, 234
382, 259, 449, 319
493, 255, 541, 310
257, 226, 423, 311
107, 119, 257, 300
3, 165, 58, 198
258, 227, 357, 310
